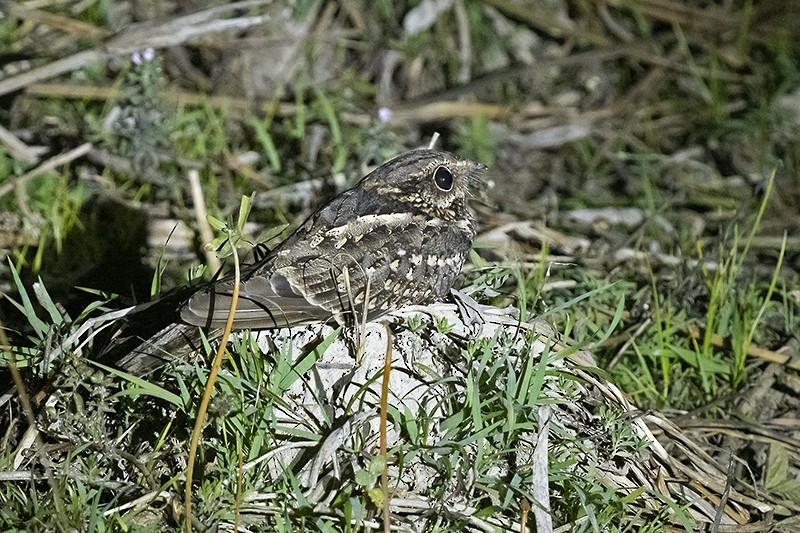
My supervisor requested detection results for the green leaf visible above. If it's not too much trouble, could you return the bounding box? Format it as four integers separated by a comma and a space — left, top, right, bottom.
592, 293, 626, 346
89, 360, 184, 407
207, 214, 226, 231
33, 278, 63, 326
276, 327, 340, 392
314, 89, 346, 173
367, 487, 384, 507
7, 260, 48, 337
236, 193, 254, 233
255, 223, 290, 245
765, 442, 789, 490
251, 118, 281, 172
354, 468, 373, 487
403, 404, 418, 443
368, 454, 386, 475
770, 478, 800, 501
440, 411, 464, 433
290, 86, 306, 138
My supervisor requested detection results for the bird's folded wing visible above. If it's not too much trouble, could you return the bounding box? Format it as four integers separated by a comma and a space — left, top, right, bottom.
180, 271, 334, 329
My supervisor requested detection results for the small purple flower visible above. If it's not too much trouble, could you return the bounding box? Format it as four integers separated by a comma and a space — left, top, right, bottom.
132, 48, 156, 65
378, 107, 393, 123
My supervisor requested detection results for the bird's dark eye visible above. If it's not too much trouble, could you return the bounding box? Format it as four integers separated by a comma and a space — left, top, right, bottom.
433, 166, 454, 191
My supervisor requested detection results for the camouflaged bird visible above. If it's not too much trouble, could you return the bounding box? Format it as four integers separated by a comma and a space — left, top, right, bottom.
181, 149, 486, 330
110, 149, 484, 373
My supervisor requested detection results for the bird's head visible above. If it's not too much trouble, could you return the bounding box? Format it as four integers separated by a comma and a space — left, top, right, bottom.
362, 149, 486, 221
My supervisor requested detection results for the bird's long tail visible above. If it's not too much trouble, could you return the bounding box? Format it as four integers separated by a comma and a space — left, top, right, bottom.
89, 294, 210, 376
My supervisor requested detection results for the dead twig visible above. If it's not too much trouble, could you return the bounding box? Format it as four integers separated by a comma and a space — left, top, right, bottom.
687, 324, 800, 371
0, 1, 270, 97
5, 2, 111, 41
0, 142, 92, 200
0, 124, 48, 164
25, 82, 371, 124
187, 169, 221, 274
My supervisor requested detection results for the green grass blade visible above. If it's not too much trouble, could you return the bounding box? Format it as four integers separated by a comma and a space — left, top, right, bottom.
89, 360, 184, 407
276, 327, 340, 393
7, 260, 48, 337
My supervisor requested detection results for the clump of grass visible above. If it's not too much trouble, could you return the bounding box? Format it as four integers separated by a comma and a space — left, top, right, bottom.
3, 261, 677, 531
504, 169, 790, 413
620, 172, 787, 410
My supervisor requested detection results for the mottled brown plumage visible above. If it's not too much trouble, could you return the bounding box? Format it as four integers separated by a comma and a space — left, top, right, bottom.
181, 149, 485, 329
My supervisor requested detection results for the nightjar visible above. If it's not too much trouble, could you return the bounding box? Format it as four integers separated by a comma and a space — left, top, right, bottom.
181, 149, 486, 330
